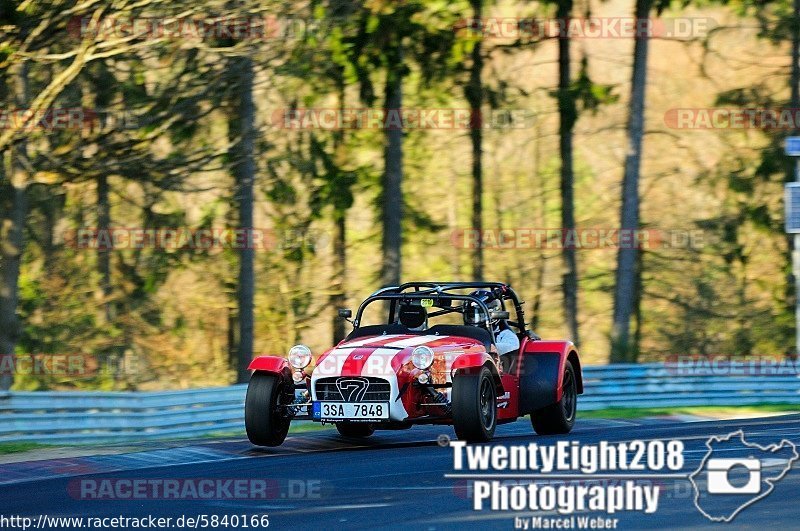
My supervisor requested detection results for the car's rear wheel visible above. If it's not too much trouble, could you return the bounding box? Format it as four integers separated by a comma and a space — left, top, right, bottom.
531, 360, 577, 435
452, 366, 497, 442
336, 422, 375, 438
245, 371, 291, 446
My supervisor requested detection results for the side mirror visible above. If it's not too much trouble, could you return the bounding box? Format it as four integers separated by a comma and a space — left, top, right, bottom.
338, 309, 353, 319
490, 310, 510, 320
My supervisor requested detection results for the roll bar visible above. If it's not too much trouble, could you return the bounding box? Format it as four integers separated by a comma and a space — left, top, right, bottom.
353, 282, 529, 341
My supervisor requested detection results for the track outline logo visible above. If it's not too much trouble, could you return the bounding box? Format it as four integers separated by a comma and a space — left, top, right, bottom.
689, 430, 798, 522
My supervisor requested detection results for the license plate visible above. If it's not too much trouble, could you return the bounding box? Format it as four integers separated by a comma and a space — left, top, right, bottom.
313, 402, 389, 420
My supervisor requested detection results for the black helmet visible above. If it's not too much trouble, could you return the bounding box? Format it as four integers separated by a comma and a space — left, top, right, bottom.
463, 290, 501, 327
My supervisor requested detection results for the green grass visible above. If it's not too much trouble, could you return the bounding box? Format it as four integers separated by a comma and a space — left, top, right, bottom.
582, 404, 800, 419
0, 442, 49, 454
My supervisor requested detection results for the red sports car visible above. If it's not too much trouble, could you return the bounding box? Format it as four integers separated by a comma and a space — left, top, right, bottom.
245, 281, 583, 446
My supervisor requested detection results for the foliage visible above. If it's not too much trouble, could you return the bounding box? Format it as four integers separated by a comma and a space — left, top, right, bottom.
0, 0, 798, 389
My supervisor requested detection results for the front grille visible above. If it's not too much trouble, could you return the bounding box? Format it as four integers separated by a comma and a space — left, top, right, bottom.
315, 377, 391, 402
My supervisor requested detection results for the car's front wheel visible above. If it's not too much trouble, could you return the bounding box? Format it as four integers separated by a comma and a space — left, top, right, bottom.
245, 371, 291, 446
531, 359, 577, 435
452, 366, 497, 442
336, 422, 375, 438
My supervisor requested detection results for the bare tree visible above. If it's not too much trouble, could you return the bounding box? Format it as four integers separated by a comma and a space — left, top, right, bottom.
610, 0, 653, 362
556, 0, 580, 346
0, 63, 28, 391
381, 47, 404, 288
331, 82, 349, 344
228, 54, 257, 383
466, 0, 484, 281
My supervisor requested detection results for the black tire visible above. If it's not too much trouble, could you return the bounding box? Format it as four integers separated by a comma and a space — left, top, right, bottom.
452, 366, 497, 442
531, 360, 577, 435
336, 422, 375, 438
245, 371, 291, 447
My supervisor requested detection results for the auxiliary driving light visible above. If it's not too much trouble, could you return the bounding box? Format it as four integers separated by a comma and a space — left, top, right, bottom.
411, 346, 435, 370
288, 344, 312, 369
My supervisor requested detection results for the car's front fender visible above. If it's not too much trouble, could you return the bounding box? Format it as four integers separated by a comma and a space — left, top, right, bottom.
248, 356, 290, 375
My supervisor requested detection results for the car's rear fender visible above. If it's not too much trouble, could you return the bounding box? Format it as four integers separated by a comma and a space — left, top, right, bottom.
451, 352, 504, 392
517, 340, 583, 414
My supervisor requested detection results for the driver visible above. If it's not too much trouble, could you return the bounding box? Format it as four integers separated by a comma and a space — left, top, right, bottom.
464, 290, 520, 370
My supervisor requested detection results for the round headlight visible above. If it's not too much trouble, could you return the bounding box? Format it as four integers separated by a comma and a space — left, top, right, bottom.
288, 344, 312, 369
411, 346, 435, 370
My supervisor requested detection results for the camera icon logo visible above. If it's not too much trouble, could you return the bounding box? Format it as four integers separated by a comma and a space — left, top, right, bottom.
706, 458, 761, 494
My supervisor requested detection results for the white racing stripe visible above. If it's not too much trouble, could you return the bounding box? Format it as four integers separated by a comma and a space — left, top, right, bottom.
384, 335, 448, 348
357, 347, 401, 378
339, 334, 449, 349
359, 346, 409, 421
314, 349, 353, 378
335, 336, 406, 348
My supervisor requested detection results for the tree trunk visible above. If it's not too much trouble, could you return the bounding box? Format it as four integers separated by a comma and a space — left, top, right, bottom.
227, 306, 237, 369
381, 47, 404, 288
610, 0, 652, 362
331, 214, 347, 343
632, 249, 644, 360
229, 56, 257, 383
557, 0, 580, 346
467, 0, 484, 281
331, 83, 348, 345
791, 0, 799, 119
0, 161, 25, 392
83, 65, 114, 324
0, 63, 29, 391
531, 122, 546, 331
97, 174, 112, 323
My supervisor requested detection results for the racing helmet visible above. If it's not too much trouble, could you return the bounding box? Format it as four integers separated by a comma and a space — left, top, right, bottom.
463, 290, 502, 328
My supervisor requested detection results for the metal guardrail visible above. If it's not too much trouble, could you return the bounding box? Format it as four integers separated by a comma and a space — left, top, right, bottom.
0, 363, 798, 444
580, 363, 800, 410
0, 385, 249, 444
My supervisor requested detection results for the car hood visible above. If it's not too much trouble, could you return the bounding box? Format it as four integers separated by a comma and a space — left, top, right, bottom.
311, 334, 483, 379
